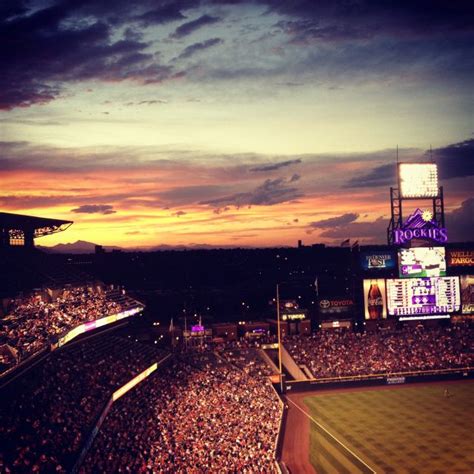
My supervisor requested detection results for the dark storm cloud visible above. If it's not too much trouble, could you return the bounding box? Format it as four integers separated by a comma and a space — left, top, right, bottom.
200, 177, 303, 209
135, 4, 186, 26
171, 14, 221, 39
0, 0, 184, 109
250, 158, 302, 172
446, 198, 474, 242
2, 0, 473, 109
310, 213, 359, 228
269, 0, 474, 43
346, 138, 474, 188
317, 216, 388, 242
71, 204, 117, 215
432, 139, 474, 179
159, 184, 225, 206
346, 163, 396, 188
177, 38, 223, 59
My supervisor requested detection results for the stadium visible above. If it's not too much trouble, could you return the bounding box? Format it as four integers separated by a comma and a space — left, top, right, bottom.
1, 164, 473, 473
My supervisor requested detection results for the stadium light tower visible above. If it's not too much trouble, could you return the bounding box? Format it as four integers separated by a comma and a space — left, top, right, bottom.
387, 162, 444, 245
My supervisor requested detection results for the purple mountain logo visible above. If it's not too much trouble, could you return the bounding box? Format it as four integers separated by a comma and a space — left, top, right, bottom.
393, 209, 447, 245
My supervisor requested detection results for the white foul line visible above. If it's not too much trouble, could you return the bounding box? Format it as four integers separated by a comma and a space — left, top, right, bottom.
286, 397, 376, 474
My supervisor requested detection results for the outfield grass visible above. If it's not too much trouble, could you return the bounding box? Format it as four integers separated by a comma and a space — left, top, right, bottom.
304, 381, 474, 474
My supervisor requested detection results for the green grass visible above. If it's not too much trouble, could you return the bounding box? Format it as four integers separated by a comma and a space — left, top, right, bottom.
303, 382, 474, 474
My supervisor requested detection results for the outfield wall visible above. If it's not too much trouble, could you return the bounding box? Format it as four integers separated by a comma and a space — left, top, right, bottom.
284, 367, 474, 393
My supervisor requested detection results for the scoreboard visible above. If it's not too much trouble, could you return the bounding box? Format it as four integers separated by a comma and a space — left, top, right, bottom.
387, 277, 460, 316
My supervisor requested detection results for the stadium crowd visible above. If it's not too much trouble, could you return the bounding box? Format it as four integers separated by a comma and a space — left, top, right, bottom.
82, 352, 282, 473
218, 346, 278, 381
0, 287, 130, 373
286, 324, 474, 378
0, 336, 166, 473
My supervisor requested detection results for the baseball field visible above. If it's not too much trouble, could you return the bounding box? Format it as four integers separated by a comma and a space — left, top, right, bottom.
283, 381, 474, 474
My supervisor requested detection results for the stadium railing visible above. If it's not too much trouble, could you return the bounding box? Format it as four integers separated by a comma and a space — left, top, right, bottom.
284, 366, 474, 392
70, 353, 172, 474
270, 382, 287, 474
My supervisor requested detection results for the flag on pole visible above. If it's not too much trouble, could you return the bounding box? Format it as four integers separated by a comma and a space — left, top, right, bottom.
340, 238, 350, 247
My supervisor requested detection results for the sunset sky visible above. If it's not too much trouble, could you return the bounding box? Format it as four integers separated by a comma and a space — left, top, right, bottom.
1, 0, 473, 248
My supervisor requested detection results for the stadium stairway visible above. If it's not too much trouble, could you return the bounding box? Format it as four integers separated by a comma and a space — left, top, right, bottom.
300, 364, 315, 379
281, 344, 307, 380
258, 348, 280, 375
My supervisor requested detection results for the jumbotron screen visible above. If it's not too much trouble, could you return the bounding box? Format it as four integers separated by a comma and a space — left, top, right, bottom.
386, 277, 460, 316
398, 247, 446, 278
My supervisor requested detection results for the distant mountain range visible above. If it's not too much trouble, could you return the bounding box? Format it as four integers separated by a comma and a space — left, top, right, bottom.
38, 240, 123, 254
37, 240, 250, 254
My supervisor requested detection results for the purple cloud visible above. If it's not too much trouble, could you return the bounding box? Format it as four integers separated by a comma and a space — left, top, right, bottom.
250, 158, 302, 172
200, 176, 303, 210
310, 213, 359, 228
71, 204, 116, 215
0, 1, 183, 110
171, 14, 221, 39
177, 38, 223, 59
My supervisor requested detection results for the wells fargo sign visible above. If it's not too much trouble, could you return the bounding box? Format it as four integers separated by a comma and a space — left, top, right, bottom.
447, 250, 474, 267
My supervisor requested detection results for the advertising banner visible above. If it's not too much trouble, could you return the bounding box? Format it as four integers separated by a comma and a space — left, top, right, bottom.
386, 277, 460, 316
58, 307, 143, 347
360, 251, 396, 271
319, 298, 355, 316
398, 247, 446, 278
460, 275, 474, 314
363, 279, 387, 320
447, 250, 474, 267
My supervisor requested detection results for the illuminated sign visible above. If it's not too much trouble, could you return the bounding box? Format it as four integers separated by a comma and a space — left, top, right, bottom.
447, 250, 474, 267
57, 307, 142, 347
460, 275, 474, 314
393, 209, 447, 245
319, 298, 354, 315
398, 247, 446, 278
191, 325, 205, 332
399, 163, 438, 198
386, 277, 460, 316
282, 313, 306, 321
360, 251, 396, 270
279, 299, 299, 311
363, 279, 387, 320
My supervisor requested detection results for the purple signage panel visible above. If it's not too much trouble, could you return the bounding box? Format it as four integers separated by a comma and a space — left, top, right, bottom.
393, 209, 447, 245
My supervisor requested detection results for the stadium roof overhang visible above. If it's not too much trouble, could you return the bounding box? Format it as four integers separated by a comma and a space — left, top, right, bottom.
0, 212, 73, 247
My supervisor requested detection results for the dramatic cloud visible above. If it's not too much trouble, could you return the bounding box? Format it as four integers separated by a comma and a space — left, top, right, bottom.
318, 216, 389, 243
159, 185, 226, 207
0, 1, 183, 109
346, 138, 474, 188
446, 198, 474, 242
310, 213, 359, 228
135, 4, 186, 26
270, 0, 474, 43
200, 177, 303, 210
433, 139, 474, 179
71, 204, 116, 215
250, 159, 302, 172
171, 14, 221, 39
177, 38, 223, 59
345, 163, 395, 188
